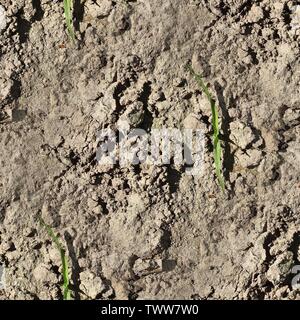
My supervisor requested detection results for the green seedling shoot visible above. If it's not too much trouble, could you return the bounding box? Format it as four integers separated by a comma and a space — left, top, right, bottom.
63, 0, 75, 41
188, 65, 225, 192
39, 217, 71, 300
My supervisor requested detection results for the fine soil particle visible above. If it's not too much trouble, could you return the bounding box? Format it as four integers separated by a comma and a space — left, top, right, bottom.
0, 0, 300, 300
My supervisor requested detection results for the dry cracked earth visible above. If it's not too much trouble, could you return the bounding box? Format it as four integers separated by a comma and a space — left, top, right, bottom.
0, 0, 300, 300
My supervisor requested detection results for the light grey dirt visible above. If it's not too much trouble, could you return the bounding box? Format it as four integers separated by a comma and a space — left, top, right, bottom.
0, 0, 300, 300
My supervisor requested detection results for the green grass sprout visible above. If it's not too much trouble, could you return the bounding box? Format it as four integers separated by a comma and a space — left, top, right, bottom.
188, 65, 225, 192
63, 0, 75, 42
39, 217, 71, 300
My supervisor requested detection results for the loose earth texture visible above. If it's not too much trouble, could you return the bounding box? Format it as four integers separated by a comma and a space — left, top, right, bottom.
0, 0, 300, 300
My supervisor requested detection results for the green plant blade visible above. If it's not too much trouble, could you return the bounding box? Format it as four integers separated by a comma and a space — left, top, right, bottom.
39, 217, 71, 300
61, 250, 71, 300
188, 65, 225, 192
63, 0, 75, 41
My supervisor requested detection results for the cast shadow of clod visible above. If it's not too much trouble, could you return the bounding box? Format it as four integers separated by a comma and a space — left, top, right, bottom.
214, 82, 235, 195
65, 231, 81, 300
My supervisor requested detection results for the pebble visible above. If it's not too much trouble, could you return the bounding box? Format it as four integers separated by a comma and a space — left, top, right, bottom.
230, 121, 256, 149
0, 5, 7, 32
237, 149, 263, 168
79, 270, 105, 299
0, 264, 5, 290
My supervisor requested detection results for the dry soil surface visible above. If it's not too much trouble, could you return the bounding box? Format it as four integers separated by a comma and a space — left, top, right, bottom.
0, 0, 300, 300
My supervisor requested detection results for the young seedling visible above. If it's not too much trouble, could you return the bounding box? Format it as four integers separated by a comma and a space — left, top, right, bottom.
63, 0, 75, 41
39, 217, 71, 300
188, 65, 225, 192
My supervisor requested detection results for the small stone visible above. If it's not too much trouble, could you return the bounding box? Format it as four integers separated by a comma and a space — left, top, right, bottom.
247, 4, 264, 23
78, 258, 88, 269
133, 258, 163, 277
90, 192, 99, 201
172, 77, 185, 87
273, 2, 284, 14
92, 99, 114, 125
79, 270, 105, 299
230, 121, 256, 149
24, 227, 36, 237
0, 78, 12, 101
237, 149, 263, 168
0, 5, 7, 31
0, 264, 5, 290
237, 48, 248, 59
85, 0, 113, 18
48, 247, 61, 265
155, 100, 170, 112
33, 264, 57, 284
266, 252, 294, 285
0, 241, 14, 254
291, 5, 300, 31
118, 102, 145, 128
87, 198, 98, 209
228, 108, 238, 118
283, 108, 300, 126
193, 95, 212, 117
261, 128, 278, 152
242, 55, 253, 65
183, 113, 204, 130
77, 77, 101, 101
286, 141, 300, 167
101, 286, 114, 299
92, 206, 103, 215
149, 90, 164, 104
11, 109, 26, 122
